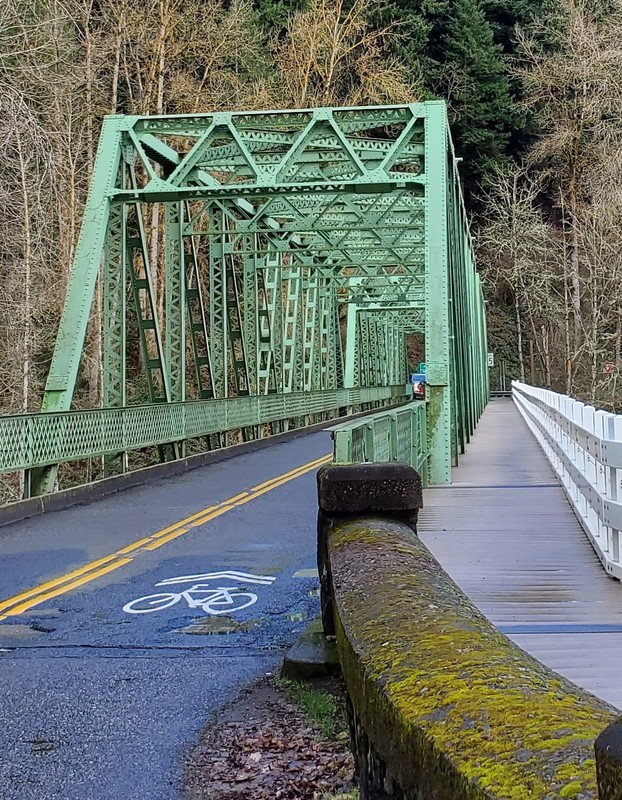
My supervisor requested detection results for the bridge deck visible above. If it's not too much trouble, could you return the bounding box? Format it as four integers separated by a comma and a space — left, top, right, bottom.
419, 396, 622, 709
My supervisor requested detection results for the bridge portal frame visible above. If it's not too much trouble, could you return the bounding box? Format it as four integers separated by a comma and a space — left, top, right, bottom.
22, 102, 487, 495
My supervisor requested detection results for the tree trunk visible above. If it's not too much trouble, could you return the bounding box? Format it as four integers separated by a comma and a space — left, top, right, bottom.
542, 325, 551, 387
515, 296, 525, 383
560, 190, 573, 394
569, 214, 582, 353
111, 29, 122, 113
16, 131, 31, 414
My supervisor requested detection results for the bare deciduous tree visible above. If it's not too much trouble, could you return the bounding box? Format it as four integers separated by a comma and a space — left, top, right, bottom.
516, 0, 622, 403
273, 0, 418, 107
478, 166, 564, 387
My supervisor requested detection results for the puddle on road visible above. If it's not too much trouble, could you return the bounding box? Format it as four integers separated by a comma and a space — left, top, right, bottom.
180, 617, 263, 635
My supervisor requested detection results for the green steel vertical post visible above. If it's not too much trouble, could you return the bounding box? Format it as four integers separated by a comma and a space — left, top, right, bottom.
332, 290, 344, 391
282, 265, 301, 393
242, 237, 258, 396
103, 202, 127, 410
102, 200, 128, 475
209, 207, 227, 398
27, 118, 126, 495
224, 249, 251, 398
256, 264, 275, 396
424, 103, 451, 484
303, 273, 318, 391
344, 303, 358, 388
165, 202, 186, 404
184, 220, 215, 401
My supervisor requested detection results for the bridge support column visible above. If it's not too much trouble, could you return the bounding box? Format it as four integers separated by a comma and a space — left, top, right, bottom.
344, 303, 358, 390
424, 102, 451, 484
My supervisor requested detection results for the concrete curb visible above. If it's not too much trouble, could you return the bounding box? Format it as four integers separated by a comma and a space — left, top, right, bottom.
281, 618, 340, 680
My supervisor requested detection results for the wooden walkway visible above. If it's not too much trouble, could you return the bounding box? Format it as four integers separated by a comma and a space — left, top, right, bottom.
418, 397, 622, 709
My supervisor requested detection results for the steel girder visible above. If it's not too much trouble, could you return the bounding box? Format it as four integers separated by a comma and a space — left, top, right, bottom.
32, 102, 488, 494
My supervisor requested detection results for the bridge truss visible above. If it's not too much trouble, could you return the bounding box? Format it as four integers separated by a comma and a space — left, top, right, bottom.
2, 103, 488, 496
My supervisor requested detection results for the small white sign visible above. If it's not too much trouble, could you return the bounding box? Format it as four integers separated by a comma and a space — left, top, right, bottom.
487, 352, 494, 367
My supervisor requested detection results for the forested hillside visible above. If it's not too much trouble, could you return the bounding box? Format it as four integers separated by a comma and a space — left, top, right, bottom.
0, 0, 619, 416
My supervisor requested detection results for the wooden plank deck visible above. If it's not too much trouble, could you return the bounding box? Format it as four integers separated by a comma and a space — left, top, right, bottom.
418, 396, 622, 709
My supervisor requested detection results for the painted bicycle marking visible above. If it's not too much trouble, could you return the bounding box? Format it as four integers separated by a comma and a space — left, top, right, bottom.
122, 571, 276, 616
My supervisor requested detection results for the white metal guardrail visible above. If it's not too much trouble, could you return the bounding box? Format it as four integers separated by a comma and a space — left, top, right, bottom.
512, 380, 622, 579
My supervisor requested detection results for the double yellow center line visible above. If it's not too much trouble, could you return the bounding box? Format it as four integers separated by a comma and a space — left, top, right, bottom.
0, 453, 331, 621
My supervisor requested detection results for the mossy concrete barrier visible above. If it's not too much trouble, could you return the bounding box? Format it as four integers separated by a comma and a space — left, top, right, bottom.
317, 463, 622, 800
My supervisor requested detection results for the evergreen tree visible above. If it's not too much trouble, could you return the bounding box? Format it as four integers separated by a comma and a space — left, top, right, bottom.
252, 0, 307, 31
367, 0, 444, 89
480, 0, 558, 53
431, 0, 514, 198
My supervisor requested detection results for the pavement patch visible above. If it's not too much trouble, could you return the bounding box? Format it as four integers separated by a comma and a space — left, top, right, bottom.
0, 623, 50, 638
180, 617, 263, 635
28, 739, 59, 755
293, 569, 319, 579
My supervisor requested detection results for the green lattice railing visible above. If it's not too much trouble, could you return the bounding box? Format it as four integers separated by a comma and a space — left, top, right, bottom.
0, 386, 406, 475
330, 401, 427, 482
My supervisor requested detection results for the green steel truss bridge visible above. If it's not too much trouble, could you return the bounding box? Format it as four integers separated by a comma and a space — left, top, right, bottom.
5, 105, 622, 797
0, 102, 488, 498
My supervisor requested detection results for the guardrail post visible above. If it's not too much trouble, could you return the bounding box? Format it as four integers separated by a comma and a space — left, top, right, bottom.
575, 401, 588, 519
606, 414, 622, 566
316, 462, 423, 636
364, 422, 375, 462
595, 410, 608, 551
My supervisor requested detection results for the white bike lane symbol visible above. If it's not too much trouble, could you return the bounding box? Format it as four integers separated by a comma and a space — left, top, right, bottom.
122, 571, 276, 616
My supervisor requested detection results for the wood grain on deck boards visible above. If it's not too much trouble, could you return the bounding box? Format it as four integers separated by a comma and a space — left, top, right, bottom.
418, 397, 622, 709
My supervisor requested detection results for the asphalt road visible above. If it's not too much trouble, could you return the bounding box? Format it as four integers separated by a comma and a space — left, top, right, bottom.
0, 431, 330, 799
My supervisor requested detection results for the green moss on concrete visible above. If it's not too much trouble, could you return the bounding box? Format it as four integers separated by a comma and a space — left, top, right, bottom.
328, 519, 616, 799
559, 782, 583, 798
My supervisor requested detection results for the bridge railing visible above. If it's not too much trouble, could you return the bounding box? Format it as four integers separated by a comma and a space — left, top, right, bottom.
329, 401, 427, 480
513, 380, 622, 579
0, 385, 406, 477
317, 462, 618, 800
